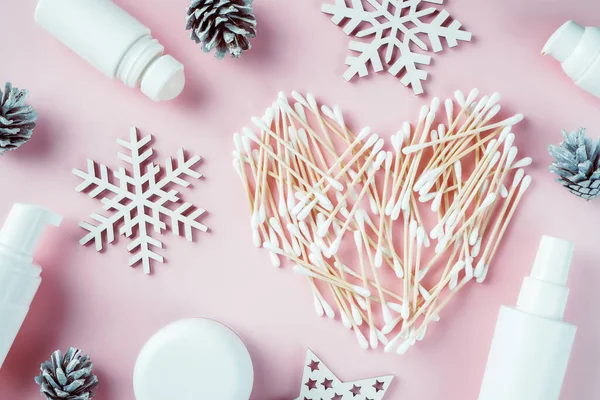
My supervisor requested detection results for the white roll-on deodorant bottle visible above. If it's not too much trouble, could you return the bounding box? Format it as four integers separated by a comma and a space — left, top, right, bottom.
34, 0, 185, 102
0, 204, 62, 369
543, 20, 600, 99
478, 236, 577, 400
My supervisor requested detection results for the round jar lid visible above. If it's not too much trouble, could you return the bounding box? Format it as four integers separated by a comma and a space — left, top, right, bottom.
133, 318, 254, 400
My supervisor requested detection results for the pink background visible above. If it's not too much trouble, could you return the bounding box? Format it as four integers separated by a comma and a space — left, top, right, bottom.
1, 0, 600, 399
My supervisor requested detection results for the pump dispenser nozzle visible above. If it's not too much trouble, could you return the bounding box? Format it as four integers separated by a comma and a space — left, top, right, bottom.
0, 204, 62, 260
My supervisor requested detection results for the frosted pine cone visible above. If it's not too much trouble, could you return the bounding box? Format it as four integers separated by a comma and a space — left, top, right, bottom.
186, 0, 257, 59
549, 128, 600, 200
0, 82, 37, 155
34, 348, 99, 400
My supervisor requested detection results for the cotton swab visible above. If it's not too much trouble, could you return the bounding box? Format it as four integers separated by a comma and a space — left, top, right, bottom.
233, 90, 532, 355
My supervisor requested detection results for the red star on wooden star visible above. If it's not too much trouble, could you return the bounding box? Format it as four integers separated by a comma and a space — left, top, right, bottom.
308, 360, 320, 372
373, 380, 386, 392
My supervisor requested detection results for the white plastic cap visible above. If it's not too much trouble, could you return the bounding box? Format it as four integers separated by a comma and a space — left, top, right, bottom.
0, 204, 62, 260
133, 319, 254, 400
141, 55, 186, 102
531, 235, 574, 286
542, 20, 585, 63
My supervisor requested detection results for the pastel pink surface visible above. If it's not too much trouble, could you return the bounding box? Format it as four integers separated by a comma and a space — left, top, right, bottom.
0, 1, 599, 399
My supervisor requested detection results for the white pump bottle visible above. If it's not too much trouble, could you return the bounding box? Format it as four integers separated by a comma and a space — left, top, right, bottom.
34, 0, 185, 102
478, 236, 577, 400
543, 20, 600, 99
0, 204, 62, 369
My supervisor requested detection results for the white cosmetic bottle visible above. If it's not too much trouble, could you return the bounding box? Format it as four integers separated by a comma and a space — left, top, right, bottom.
478, 236, 576, 400
543, 20, 600, 99
34, 0, 185, 102
0, 204, 62, 369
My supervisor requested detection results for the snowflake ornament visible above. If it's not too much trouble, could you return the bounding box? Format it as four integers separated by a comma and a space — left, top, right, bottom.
73, 127, 208, 274
322, 0, 472, 94
295, 349, 393, 400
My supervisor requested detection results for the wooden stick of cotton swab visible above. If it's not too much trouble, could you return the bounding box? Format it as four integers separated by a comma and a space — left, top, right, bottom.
353, 229, 378, 349
356, 211, 394, 326
475, 174, 531, 282
326, 151, 387, 254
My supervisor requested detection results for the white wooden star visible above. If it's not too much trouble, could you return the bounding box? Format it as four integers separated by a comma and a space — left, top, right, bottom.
295, 349, 393, 400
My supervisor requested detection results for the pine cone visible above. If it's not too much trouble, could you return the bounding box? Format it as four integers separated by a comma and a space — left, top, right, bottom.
549, 128, 600, 200
0, 82, 37, 155
34, 348, 99, 400
186, 0, 257, 59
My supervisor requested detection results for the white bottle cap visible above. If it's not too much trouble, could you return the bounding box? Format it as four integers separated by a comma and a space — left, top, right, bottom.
0, 204, 62, 260
542, 20, 585, 63
140, 55, 186, 102
133, 318, 254, 400
531, 235, 574, 286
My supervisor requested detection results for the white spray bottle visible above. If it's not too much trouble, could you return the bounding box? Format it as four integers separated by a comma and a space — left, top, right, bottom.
0, 204, 62, 368
478, 236, 577, 400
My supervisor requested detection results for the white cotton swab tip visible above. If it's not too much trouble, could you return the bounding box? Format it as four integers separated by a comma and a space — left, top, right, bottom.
382, 305, 394, 325
469, 228, 479, 246
242, 127, 258, 141
382, 320, 399, 335
465, 257, 474, 280
387, 302, 403, 313
512, 157, 533, 169
466, 88, 480, 106
329, 236, 342, 254
353, 285, 371, 298
396, 339, 413, 356
394, 258, 404, 278
363, 133, 379, 149
313, 295, 324, 317
480, 193, 497, 209
269, 252, 280, 268
512, 168, 525, 189
373, 138, 385, 153
370, 328, 378, 349
317, 221, 331, 237
351, 303, 363, 325
293, 265, 314, 277
252, 229, 261, 247
474, 260, 486, 279
375, 249, 383, 268
341, 312, 351, 329
519, 176, 532, 193
322, 299, 335, 319
502, 113, 525, 126
505, 147, 518, 167
357, 127, 371, 141
356, 330, 369, 350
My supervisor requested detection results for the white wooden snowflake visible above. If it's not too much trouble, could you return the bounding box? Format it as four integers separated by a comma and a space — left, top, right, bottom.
73, 127, 208, 274
322, 0, 472, 94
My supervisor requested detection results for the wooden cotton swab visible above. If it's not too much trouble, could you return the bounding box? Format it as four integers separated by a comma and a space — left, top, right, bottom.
353, 230, 378, 349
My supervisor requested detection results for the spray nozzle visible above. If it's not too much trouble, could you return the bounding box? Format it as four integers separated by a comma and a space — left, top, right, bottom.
0, 204, 62, 260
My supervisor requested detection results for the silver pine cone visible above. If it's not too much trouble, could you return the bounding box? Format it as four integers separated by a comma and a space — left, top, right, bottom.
186, 0, 257, 59
0, 82, 37, 154
34, 348, 99, 400
549, 128, 600, 200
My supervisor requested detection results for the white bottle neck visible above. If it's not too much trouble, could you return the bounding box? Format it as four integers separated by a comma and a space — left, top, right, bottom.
116, 35, 164, 88
516, 277, 569, 320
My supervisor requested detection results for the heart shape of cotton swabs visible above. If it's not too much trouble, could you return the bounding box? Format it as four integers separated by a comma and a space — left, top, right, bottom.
232, 90, 532, 354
